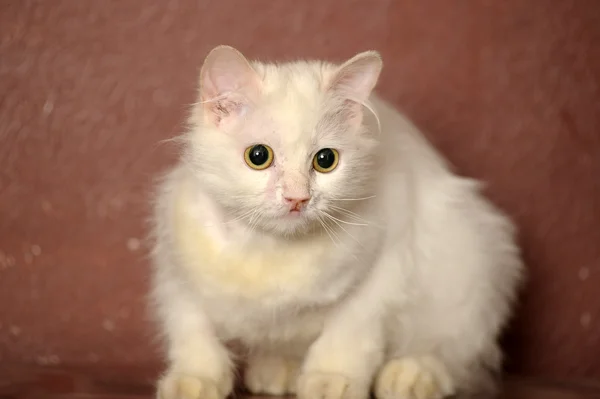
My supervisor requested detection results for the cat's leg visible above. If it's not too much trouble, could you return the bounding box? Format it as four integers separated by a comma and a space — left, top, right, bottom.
155, 285, 234, 399
297, 320, 383, 399
374, 306, 502, 399
374, 350, 501, 399
244, 350, 302, 395
296, 304, 384, 399
374, 356, 456, 399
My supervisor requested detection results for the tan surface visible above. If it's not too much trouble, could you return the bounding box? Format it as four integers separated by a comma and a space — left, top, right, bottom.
1, 0, 599, 382
2, 367, 600, 399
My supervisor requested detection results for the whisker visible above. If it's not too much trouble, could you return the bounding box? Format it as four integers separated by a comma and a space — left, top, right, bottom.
319, 211, 348, 245
329, 206, 369, 224
320, 211, 362, 248
328, 205, 363, 218
202, 208, 255, 227
155, 135, 187, 148
316, 215, 334, 245
328, 205, 384, 229
247, 208, 260, 234
329, 195, 376, 202
323, 210, 369, 227
317, 214, 340, 248
224, 209, 256, 224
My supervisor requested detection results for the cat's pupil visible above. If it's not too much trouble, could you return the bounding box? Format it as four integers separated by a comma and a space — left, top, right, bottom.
316, 149, 335, 169
249, 145, 269, 166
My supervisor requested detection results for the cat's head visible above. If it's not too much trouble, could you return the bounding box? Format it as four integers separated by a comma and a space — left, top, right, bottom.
186, 45, 382, 236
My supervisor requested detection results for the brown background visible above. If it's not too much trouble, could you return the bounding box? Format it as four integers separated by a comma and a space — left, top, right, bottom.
1, 0, 599, 384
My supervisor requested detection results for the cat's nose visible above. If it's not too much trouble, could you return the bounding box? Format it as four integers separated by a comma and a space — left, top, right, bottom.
284, 196, 311, 211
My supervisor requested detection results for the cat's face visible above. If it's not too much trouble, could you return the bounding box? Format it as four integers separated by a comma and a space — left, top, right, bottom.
188, 46, 382, 236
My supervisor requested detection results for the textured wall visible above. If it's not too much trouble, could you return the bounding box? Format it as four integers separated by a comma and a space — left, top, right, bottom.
1, 0, 599, 382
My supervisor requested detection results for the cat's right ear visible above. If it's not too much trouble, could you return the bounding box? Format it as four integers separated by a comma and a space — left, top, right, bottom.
328, 50, 382, 103
199, 45, 261, 126
326, 51, 382, 128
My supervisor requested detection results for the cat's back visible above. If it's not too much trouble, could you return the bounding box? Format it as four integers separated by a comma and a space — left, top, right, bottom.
370, 94, 522, 303
370, 95, 452, 176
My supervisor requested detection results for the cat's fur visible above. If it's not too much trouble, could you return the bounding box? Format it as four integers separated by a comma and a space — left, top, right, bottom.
149, 46, 524, 399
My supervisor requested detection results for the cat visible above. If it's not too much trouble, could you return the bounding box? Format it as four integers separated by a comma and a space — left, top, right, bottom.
148, 45, 524, 399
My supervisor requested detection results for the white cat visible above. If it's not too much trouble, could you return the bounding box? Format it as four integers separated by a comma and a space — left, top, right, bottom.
149, 45, 524, 399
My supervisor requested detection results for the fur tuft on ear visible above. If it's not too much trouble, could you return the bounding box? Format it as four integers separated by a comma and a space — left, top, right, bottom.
328, 50, 382, 103
199, 45, 261, 126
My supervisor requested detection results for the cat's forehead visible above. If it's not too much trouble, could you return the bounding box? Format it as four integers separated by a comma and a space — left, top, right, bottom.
253, 61, 337, 145
254, 60, 335, 95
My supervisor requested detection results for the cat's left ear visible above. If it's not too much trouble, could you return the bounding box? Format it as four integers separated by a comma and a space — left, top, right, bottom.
328, 50, 382, 103
199, 45, 261, 126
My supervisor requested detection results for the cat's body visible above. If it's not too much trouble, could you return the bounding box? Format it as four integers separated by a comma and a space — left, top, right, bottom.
150, 46, 523, 399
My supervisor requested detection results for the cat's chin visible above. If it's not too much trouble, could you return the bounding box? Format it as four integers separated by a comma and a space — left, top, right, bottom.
256, 213, 317, 237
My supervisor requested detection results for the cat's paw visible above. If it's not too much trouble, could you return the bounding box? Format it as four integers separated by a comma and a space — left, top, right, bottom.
244, 354, 301, 395
297, 372, 369, 399
157, 374, 225, 399
374, 357, 455, 399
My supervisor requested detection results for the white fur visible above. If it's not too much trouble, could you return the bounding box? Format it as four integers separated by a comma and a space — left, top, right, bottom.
149, 46, 524, 399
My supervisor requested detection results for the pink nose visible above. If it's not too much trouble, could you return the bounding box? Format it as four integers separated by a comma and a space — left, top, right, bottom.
284, 196, 311, 210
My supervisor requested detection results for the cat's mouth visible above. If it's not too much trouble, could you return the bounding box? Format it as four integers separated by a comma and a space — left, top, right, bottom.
279, 206, 313, 223
285, 209, 303, 218
281, 202, 311, 218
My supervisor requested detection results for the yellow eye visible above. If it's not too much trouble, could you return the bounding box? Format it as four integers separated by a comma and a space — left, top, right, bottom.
244, 144, 274, 170
313, 148, 339, 173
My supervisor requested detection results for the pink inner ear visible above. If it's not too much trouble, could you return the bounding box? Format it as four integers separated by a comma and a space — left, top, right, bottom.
199, 46, 260, 126
327, 51, 382, 103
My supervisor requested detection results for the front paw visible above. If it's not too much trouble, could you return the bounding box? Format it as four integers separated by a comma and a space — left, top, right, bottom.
375, 357, 455, 399
297, 372, 370, 399
157, 373, 225, 399
244, 354, 301, 395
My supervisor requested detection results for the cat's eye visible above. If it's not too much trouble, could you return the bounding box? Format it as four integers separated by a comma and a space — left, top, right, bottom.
244, 144, 274, 170
313, 148, 339, 173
